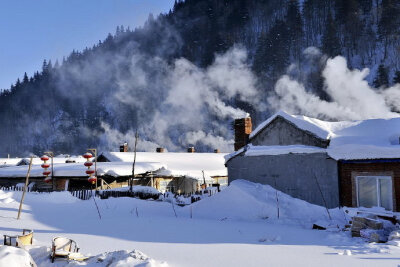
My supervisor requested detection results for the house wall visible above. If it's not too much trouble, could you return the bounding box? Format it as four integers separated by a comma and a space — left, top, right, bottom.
251, 116, 330, 148
338, 160, 400, 211
135, 176, 198, 194
227, 152, 339, 208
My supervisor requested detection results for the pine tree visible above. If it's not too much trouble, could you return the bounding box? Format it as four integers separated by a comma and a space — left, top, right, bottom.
253, 20, 289, 76
378, 0, 400, 58
373, 64, 389, 88
393, 70, 400, 84
15, 78, 21, 90
22, 72, 29, 84
286, 0, 303, 59
42, 60, 48, 73
322, 12, 341, 57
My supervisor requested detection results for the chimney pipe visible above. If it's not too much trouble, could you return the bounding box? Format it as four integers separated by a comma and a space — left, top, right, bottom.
120, 143, 128, 152
156, 147, 165, 153
187, 147, 195, 153
234, 117, 252, 151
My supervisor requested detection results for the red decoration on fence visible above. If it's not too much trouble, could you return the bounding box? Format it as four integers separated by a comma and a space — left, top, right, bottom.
88, 177, 97, 184
85, 169, 95, 175
83, 152, 96, 184
41, 155, 51, 183
83, 152, 93, 159
40, 155, 49, 161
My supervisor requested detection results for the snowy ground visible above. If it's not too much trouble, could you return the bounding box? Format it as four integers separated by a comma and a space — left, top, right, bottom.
0, 180, 399, 266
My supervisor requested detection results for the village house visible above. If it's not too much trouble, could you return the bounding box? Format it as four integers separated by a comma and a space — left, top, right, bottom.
226, 111, 400, 211
97, 148, 228, 194
0, 148, 228, 194
0, 161, 163, 191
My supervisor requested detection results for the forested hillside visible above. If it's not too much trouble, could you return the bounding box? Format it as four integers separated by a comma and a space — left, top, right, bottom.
1, 0, 400, 156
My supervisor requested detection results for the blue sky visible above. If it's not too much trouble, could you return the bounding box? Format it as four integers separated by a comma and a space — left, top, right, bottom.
0, 0, 175, 90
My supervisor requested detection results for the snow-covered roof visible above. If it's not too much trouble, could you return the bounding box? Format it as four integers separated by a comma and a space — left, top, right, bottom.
16, 156, 87, 166
0, 162, 164, 178
230, 110, 400, 161
250, 110, 336, 140
0, 158, 22, 168
99, 152, 228, 180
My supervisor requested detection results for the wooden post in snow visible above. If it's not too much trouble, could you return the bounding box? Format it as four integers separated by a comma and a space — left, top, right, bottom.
130, 130, 139, 192
272, 174, 280, 219
17, 156, 33, 220
313, 173, 332, 221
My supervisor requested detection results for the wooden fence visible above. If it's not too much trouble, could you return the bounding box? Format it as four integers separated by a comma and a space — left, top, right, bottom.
97, 190, 160, 200
69, 189, 94, 200
0, 186, 52, 193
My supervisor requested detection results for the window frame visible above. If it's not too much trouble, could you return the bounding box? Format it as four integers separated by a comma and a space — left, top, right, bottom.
356, 175, 393, 210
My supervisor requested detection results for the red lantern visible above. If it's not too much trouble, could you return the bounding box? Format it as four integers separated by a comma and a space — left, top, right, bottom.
85, 169, 95, 175
43, 171, 51, 176
40, 155, 49, 161
84, 162, 93, 167
83, 152, 93, 159
41, 164, 50, 169
88, 176, 97, 184
44, 177, 52, 183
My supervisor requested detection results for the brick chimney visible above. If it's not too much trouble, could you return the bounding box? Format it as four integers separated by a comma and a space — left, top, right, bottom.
156, 147, 165, 153
120, 143, 128, 152
234, 117, 252, 151
187, 146, 195, 153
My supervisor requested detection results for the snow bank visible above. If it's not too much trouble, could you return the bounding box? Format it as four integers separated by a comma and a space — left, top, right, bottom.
0, 246, 37, 267
27, 246, 167, 267
132, 186, 161, 195
90, 249, 167, 267
189, 180, 345, 226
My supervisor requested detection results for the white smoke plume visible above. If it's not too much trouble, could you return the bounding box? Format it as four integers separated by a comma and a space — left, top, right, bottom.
99, 47, 260, 152
270, 49, 400, 121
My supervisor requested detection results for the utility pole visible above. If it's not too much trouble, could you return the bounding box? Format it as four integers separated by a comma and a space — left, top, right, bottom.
130, 130, 139, 192
17, 157, 33, 219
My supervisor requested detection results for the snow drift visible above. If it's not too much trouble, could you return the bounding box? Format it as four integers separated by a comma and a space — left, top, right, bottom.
188, 179, 346, 226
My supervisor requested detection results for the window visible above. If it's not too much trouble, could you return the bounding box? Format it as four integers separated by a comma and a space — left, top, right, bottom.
356, 176, 393, 210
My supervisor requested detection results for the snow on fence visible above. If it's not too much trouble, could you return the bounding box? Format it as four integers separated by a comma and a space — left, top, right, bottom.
97, 190, 161, 200
0, 186, 52, 193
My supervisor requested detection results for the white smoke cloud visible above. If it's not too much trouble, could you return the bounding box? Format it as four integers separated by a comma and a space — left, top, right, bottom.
99, 122, 161, 152
101, 47, 259, 152
180, 131, 233, 152
270, 52, 400, 120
